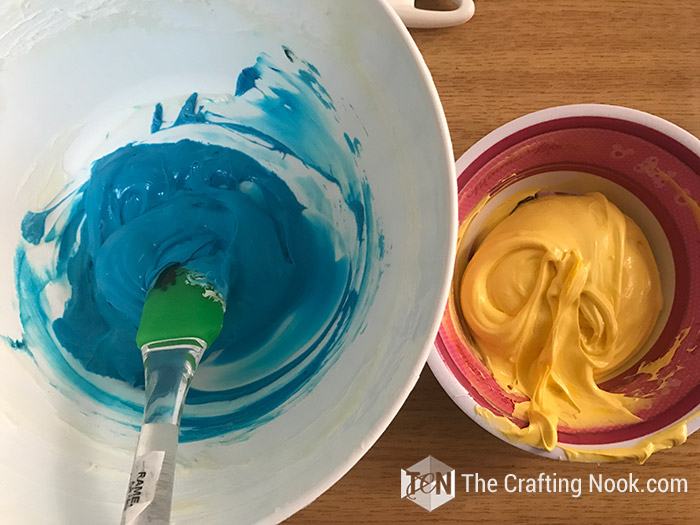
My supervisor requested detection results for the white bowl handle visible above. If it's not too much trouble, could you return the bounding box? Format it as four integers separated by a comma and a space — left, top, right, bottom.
386, 0, 475, 28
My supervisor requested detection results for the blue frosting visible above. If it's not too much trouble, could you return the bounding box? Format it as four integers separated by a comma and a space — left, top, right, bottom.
13, 50, 380, 441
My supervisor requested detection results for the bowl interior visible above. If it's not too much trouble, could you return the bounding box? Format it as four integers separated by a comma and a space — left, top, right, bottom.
0, 1, 455, 523
437, 115, 700, 446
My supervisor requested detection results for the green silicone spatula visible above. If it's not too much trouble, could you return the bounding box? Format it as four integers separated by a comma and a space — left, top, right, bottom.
120, 266, 225, 525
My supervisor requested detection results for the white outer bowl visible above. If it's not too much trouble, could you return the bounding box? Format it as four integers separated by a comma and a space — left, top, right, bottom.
0, 1, 456, 523
428, 104, 700, 461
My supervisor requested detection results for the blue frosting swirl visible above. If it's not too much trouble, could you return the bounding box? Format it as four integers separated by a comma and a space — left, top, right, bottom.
14, 50, 380, 441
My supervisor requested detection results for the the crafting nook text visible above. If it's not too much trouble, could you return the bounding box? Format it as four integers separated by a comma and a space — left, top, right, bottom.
462, 473, 688, 498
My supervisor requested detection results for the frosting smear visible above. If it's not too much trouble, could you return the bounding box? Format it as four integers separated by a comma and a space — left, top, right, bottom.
14, 52, 381, 442
460, 192, 663, 451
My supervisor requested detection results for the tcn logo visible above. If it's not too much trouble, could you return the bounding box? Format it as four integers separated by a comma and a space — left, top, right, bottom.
400, 456, 455, 511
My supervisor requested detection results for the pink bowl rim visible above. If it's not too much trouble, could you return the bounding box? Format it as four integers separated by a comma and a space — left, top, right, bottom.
428, 103, 700, 461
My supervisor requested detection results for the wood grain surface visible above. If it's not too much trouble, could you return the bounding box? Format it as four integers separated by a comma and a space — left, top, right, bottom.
289, 1, 700, 523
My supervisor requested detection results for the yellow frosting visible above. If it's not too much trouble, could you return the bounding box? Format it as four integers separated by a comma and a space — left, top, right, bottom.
460, 192, 664, 454
560, 413, 691, 463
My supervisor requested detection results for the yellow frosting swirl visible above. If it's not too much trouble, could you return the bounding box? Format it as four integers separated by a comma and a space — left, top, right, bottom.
460, 192, 663, 452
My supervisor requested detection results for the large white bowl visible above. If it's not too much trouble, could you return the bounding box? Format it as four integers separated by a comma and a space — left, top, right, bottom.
0, 1, 456, 523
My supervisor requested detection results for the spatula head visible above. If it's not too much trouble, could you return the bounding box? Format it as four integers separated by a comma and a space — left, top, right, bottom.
136, 266, 226, 350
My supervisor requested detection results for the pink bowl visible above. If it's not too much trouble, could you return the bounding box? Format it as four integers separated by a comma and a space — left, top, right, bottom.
430, 104, 700, 459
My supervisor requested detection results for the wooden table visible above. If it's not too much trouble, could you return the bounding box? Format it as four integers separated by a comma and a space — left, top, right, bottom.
290, 1, 700, 522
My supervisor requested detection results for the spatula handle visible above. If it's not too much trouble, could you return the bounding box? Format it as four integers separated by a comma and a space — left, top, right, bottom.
121, 344, 205, 524
121, 423, 179, 525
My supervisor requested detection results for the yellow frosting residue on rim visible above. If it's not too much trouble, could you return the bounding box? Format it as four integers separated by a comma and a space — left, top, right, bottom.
560, 412, 693, 464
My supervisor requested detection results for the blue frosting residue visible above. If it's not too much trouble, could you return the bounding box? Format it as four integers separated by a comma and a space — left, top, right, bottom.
13, 50, 380, 441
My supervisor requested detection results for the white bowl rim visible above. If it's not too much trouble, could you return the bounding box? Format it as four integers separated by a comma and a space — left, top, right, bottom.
428, 103, 700, 461
272, 0, 458, 520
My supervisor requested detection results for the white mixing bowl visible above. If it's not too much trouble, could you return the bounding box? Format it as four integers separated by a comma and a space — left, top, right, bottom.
0, 1, 456, 523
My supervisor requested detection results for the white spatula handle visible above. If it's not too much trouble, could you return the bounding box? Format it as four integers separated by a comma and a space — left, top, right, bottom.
121, 343, 205, 524
122, 423, 179, 525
